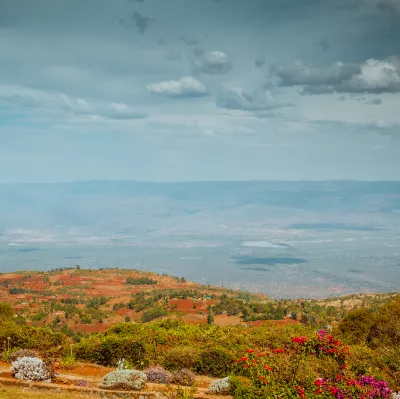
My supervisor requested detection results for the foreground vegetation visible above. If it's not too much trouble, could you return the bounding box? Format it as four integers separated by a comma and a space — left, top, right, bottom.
1, 293, 400, 396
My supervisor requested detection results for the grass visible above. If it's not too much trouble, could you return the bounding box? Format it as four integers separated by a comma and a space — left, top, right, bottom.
0, 387, 93, 399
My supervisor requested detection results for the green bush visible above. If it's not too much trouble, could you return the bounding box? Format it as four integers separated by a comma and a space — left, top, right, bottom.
337, 308, 375, 344
126, 277, 157, 285
367, 298, 400, 348
195, 348, 235, 377
0, 302, 13, 320
163, 346, 200, 370
0, 319, 66, 357
74, 334, 147, 367
141, 306, 167, 323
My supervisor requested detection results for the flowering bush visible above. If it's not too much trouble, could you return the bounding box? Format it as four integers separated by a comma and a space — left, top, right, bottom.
230, 331, 392, 399
11, 356, 54, 382
144, 365, 173, 384
99, 369, 147, 391
208, 376, 231, 395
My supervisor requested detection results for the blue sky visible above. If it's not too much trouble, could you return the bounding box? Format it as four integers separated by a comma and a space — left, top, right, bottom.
0, 0, 399, 182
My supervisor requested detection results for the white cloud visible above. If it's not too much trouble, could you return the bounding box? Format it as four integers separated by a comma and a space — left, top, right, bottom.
216, 86, 291, 111
193, 51, 232, 75
146, 76, 208, 97
0, 84, 146, 120
271, 57, 400, 94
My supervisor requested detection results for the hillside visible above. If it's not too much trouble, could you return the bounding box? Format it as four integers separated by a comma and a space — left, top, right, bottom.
1, 268, 398, 336
0, 269, 399, 398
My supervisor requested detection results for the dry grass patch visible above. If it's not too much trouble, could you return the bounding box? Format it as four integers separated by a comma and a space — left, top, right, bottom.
0, 386, 94, 399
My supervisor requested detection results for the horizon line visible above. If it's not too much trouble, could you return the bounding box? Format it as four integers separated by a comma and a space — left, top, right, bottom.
1, 178, 400, 185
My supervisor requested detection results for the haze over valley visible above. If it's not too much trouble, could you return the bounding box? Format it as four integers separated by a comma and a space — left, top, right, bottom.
1, 180, 399, 298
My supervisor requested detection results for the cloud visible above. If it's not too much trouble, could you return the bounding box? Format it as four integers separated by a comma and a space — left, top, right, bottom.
104, 103, 147, 119
345, 0, 400, 13
216, 86, 292, 111
0, 84, 146, 120
146, 76, 208, 97
131, 11, 152, 34
193, 51, 232, 75
365, 97, 382, 105
300, 85, 335, 95
271, 56, 400, 94
255, 55, 266, 69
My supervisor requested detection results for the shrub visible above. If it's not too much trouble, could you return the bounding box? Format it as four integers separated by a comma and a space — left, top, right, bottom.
99, 370, 147, 391
141, 306, 168, 323
163, 346, 200, 371
171, 369, 196, 387
367, 298, 400, 348
0, 302, 13, 320
337, 308, 375, 344
144, 365, 173, 384
11, 356, 54, 382
59, 353, 76, 370
74, 334, 146, 367
208, 377, 231, 395
195, 348, 235, 377
0, 319, 66, 356
126, 277, 157, 285
10, 349, 38, 363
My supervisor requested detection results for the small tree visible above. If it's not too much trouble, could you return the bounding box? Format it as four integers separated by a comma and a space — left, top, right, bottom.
207, 308, 215, 325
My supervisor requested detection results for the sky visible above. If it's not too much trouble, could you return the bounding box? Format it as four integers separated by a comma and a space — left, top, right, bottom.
0, 0, 399, 182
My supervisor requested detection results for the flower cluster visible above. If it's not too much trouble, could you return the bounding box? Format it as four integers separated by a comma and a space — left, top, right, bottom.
11, 356, 53, 382
313, 330, 350, 366
143, 365, 173, 384
231, 331, 392, 399
312, 375, 392, 399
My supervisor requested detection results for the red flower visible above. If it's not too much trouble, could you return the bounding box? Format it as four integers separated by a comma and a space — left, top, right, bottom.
257, 353, 264, 357
314, 379, 323, 386
246, 349, 255, 353
291, 336, 307, 344
263, 365, 272, 371
272, 348, 285, 353
329, 386, 337, 396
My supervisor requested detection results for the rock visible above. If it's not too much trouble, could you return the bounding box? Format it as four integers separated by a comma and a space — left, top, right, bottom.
99, 370, 147, 391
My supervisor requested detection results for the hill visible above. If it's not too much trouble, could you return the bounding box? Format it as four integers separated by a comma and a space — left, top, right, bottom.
0, 269, 399, 397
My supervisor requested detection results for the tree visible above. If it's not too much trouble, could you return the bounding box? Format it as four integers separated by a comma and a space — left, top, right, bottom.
207, 308, 215, 325
125, 316, 131, 323
337, 308, 375, 344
